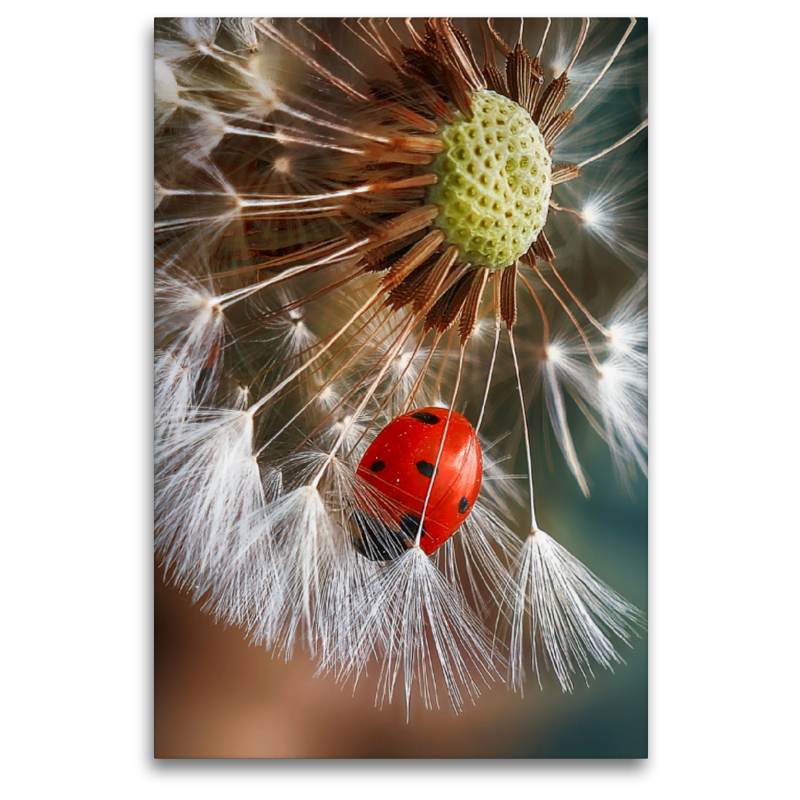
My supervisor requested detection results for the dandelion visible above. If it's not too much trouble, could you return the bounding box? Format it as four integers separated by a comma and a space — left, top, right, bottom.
154, 17, 648, 714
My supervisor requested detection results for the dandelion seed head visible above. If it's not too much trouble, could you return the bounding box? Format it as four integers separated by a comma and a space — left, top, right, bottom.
154, 17, 648, 715
428, 90, 552, 269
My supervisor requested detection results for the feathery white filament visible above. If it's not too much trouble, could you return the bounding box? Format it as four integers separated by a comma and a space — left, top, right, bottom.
571, 18, 637, 111
256, 486, 346, 658
155, 409, 264, 589
539, 341, 593, 496
154, 274, 226, 442
357, 547, 501, 715
508, 529, 645, 693
577, 120, 648, 168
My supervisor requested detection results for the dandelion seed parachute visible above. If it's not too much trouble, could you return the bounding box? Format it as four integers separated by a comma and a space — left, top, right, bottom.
154, 17, 648, 713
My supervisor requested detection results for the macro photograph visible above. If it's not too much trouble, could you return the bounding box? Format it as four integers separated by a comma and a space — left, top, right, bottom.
7, 2, 799, 796
153, 16, 648, 759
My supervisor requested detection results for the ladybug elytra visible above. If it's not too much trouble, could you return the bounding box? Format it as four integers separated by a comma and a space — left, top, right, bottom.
352, 407, 482, 561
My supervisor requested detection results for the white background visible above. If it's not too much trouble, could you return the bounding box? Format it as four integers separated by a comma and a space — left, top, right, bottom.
2, 0, 797, 796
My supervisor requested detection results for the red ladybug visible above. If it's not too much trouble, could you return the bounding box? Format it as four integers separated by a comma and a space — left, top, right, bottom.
352, 407, 482, 560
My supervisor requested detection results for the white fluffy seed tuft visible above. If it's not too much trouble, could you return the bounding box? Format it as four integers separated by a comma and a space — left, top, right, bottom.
507, 529, 646, 693
352, 547, 502, 716
155, 409, 264, 590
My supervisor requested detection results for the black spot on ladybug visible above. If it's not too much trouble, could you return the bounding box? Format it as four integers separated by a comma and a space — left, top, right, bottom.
411, 411, 440, 425
458, 496, 469, 514
416, 460, 435, 478
400, 514, 428, 538
370, 460, 385, 472
350, 512, 407, 562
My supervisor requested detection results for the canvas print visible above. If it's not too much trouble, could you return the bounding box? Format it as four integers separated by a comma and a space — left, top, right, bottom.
154, 17, 648, 758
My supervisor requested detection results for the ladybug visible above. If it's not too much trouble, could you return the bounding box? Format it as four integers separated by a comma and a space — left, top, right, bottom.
351, 407, 482, 561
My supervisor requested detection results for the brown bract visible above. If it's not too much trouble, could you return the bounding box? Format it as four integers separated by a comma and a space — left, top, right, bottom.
180, 19, 585, 349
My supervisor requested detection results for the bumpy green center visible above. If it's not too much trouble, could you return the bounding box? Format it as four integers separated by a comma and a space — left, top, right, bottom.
427, 90, 553, 270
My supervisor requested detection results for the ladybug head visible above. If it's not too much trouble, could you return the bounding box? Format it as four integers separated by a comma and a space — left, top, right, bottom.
350, 503, 435, 562
350, 511, 420, 562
